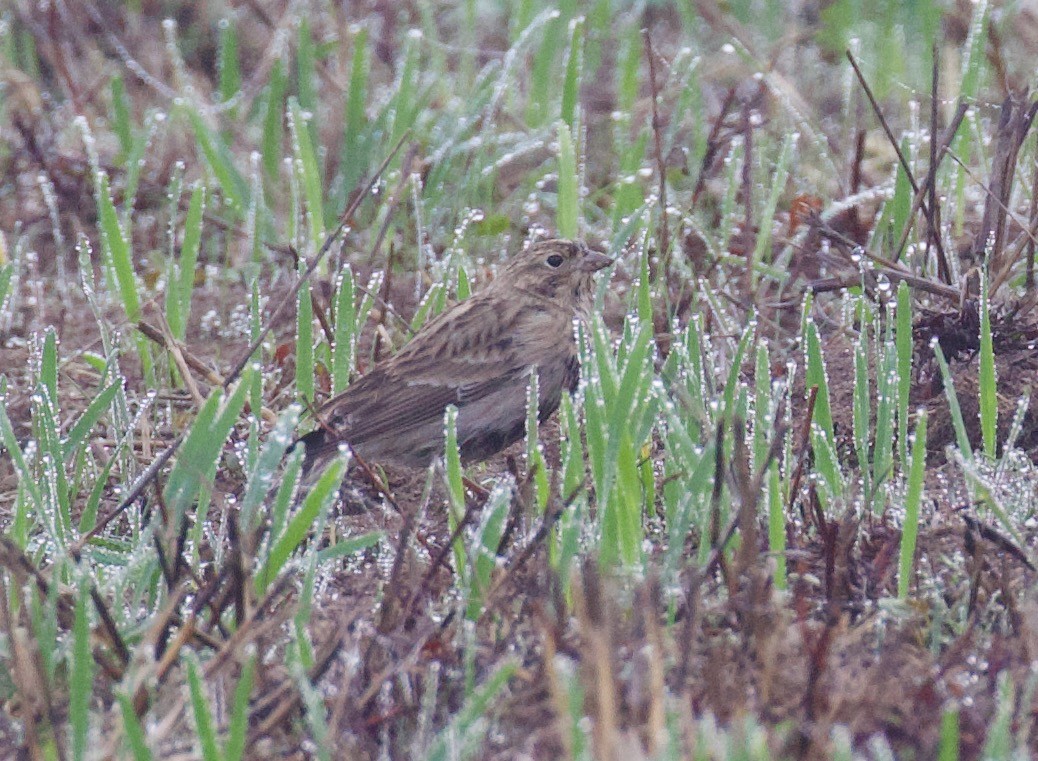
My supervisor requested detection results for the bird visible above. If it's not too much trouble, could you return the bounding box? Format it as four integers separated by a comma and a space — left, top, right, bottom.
295, 238, 613, 472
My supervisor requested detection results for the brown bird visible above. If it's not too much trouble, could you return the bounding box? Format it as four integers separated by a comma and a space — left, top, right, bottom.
296, 239, 613, 471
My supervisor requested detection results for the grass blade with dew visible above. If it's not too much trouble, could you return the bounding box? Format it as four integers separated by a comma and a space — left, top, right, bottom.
932, 341, 973, 460
749, 132, 796, 288
261, 60, 286, 182
0, 392, 43, 523
165, 181, 206, 342
444, 405, 468, 584
585, 312, 656, 565
768, 460, 786, 589
95, 171, 153, 383
296, 19, 318, 147
109, 75, 133, 159
295, 260, 315, 405
427, 661, 519, 761
560, 17, 584, 131
755, 341, 787, 588
70, 578, 93, 761
525, 372, 549, 512
0, 262, 11, 314
61, 381, 120, 462
163, 376, 249, 526
898, 410, 927, 599
465, 481, 511, 620
388, 33, 422, 150
804, 316, 843, 498
258, 455, 346, 596
264, 449, 304, 568
238, 406, 300, 533
316, 531, 384, 564
979, 269, 997, 458
872, 311, 897, 511
336, 27, 371, 208
33, 339, 74, 549
527, 11, 563, 128
217, 17, 240, 110
557, 122, 579, 239
853, 312, 872, 500
121, 111, 159, 214
332, 267, 358, 394
896, 281, 913, 468
186, 107, 249, 215
224, 655, 255, 761
980, 672, 1015, 759
288, 97, 325, 249
553, 392, 585, 578
186, 653, 222, 761
951, 0, 989, 237
40, 325, 57, 410
410, 282, 446, 333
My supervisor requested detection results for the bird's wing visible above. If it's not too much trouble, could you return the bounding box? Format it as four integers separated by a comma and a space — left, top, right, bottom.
314, 294, 556, 446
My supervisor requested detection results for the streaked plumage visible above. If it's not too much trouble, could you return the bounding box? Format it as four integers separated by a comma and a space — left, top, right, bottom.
297, 239, 612, 470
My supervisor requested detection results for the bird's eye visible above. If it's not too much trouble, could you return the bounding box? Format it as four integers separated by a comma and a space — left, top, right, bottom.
546, 254, 564, 268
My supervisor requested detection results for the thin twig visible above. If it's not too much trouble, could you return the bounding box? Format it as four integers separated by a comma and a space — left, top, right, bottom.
946, 148, 1038, 251
846, 50, 951, 273
892, 101, 968, 276
846, 51, 919, 193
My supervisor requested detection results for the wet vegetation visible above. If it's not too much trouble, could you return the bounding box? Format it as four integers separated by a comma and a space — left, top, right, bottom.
3, 0, 1038, 758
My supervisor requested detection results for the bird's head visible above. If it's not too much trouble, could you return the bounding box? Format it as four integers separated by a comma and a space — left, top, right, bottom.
502, 238, 613, 312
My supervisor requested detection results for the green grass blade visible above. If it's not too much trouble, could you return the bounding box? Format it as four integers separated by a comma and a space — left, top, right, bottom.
749, 132, 795, 286
224, 655, 255, 761
852, 324, 871, 497
70, 579, 93, 761
338, 27, 371, 204
466, 483, 511, 620
979, 270, 997, 458
187, 108, 248, 214
173, 182, 206, 341
768, 465, 786, 590
316, 531, 384, 564
560, 17, 584, 130
62, 381, 120, 460
118, 692, 152, 761
94, 173, 131, 297
296, 266, 315, 405
261, 60, 286, 181
332, 267, 357, 394
239, 407, 300, 531
217, 18, 240, 105
557, 122, 579, 239
288, 97, 325, 247
896, 281, 913, 468
187, 654, 222, 761
898, 410, 927, 599
932, 343, 973, 459
40, 326, 57, 405
163, 379, 249, 524
427, 662, 518, 761
110, 75, 133, 157
259, 457, 346, 595
525, 372, 549, 512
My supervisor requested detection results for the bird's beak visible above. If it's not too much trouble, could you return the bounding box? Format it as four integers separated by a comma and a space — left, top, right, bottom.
580, 250, 614, 272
